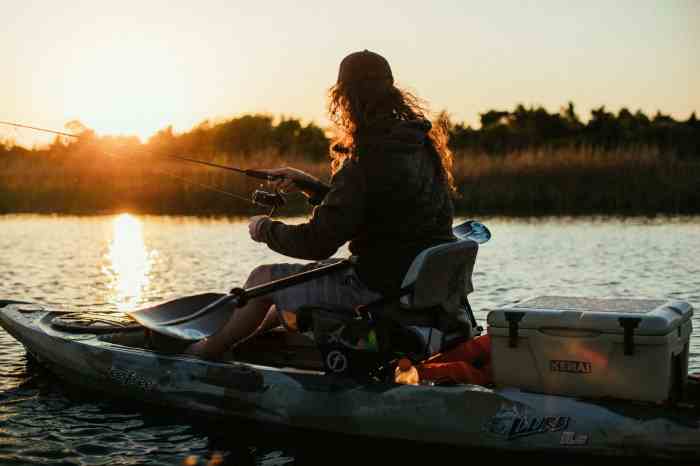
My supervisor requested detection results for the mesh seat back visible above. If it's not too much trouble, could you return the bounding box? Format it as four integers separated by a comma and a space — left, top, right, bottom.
400, 239, 478, 315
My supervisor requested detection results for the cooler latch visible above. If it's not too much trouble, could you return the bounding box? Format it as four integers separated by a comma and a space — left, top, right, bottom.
504, 311, 525, 348
618, 317, 642, 356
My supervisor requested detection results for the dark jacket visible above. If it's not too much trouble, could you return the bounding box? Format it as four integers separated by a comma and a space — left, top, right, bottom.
258, 118, 455, 295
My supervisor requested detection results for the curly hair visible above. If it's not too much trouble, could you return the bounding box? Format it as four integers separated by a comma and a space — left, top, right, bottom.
326, 79, 456, 194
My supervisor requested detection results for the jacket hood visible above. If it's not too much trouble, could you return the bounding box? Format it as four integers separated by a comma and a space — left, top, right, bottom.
366, 118, 431, 155
331, 117, 433, 156
383, 118, 432, 151
357, 117, 432, 154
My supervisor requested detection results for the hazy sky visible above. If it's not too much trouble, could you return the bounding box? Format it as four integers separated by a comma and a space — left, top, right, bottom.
2, 0, 698, 146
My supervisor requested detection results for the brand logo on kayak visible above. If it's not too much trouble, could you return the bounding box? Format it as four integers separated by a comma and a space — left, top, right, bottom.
109, 367, 155, 391
550, 360, 592, 374
560, 431, 589, 446
325, 350, 348, 373
484, 404, 570, 440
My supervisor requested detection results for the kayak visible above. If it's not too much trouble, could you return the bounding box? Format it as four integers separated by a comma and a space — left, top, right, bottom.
1, 299, 699, 462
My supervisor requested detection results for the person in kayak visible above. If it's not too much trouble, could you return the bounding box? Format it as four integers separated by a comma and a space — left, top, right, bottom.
185, 49, 456, 359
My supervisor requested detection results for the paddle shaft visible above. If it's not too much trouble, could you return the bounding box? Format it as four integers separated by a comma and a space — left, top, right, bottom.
159, 259, 354, 326
241, 259, 354, 302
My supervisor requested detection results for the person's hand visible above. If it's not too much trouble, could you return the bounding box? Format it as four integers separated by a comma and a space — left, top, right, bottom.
256, 167, 321, 196
248, 215, 270, 242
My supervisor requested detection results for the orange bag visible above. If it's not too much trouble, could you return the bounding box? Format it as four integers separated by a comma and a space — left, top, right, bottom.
417, 334, 493, 385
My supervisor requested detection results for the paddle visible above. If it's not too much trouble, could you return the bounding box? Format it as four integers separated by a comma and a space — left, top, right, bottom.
128, 259, 354, 340
127, 220, 491, 341
453, 220, 491, 244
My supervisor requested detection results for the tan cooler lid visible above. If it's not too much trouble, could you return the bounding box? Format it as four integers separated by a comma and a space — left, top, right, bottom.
486, 296, 693, 336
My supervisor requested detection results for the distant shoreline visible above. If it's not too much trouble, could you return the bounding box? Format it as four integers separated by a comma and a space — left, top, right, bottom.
2, 108, 698, 217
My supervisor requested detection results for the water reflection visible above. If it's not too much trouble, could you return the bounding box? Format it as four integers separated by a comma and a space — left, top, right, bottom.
102, 214, 155, 312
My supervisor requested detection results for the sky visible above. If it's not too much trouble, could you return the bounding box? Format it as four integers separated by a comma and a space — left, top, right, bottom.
1, 0, 698, 146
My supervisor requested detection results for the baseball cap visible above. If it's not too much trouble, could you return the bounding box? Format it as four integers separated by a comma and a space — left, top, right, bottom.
337, 50, 393, 84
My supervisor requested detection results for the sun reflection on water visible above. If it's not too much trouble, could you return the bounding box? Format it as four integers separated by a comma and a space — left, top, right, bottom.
103, 213, 155, 312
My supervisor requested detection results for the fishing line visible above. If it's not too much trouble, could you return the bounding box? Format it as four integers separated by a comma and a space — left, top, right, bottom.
149, 167, 253, 204
0, 120, 281, 211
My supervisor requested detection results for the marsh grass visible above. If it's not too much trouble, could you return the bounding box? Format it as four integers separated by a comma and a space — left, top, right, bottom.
453, 145, 699, 216
1, 145, 698, 216
0, 148, 327, 215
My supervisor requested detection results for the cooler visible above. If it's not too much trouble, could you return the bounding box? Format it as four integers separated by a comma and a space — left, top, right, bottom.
486, 296, 693, 402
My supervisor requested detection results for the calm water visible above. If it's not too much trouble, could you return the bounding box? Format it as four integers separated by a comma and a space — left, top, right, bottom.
0, 214, 698, 465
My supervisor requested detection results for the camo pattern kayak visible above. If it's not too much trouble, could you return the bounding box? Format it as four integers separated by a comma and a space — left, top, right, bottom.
1, 302, 699, 461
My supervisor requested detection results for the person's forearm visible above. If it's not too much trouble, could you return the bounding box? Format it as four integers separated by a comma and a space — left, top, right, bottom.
259, 217, 344, 260
258, 159, 365, 259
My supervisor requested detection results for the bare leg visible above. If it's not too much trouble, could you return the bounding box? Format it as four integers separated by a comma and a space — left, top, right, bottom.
185, 265, 276, 359
258, 305, 281, 332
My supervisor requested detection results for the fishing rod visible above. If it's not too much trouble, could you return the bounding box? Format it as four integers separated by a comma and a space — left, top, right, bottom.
0, 120, 280, 211
165, 153, 329, 208
131, 152, 327, 198
0, 120, 77, 138
142, 154, 290, 213
0, 120, 325, 214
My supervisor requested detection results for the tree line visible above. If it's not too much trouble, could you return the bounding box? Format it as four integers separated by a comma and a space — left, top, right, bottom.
2, 102, 698, 162
0, 103, 698, 216
448, 103, 700, 157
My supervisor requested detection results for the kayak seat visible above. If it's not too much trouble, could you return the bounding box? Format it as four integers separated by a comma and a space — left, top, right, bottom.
380, 235, 480, 360
300, 235, 481, 379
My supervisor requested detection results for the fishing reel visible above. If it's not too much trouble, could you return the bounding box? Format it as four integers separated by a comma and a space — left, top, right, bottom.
252, 189, 286, 215
245, 170, 329, 216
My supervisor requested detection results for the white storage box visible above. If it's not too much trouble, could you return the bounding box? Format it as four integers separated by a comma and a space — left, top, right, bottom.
487, 296, 693, 402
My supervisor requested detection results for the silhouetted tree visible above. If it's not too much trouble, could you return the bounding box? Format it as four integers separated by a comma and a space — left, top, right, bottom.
480, 110, 509, 128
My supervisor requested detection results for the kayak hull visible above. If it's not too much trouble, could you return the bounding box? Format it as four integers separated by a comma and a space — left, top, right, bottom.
1, 302, 699, 461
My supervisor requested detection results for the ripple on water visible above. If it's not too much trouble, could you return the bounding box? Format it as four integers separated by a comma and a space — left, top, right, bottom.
0, 214, 699, 465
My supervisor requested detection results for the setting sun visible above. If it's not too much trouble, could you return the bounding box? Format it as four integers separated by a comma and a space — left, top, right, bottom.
60, 36, 192, 141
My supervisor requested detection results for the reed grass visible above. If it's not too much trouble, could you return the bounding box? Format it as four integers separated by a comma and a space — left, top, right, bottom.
453, 145, 700, 216
1, 145, 698, 216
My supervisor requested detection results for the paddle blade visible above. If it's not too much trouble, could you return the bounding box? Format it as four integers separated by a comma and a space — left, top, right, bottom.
127, 293, 230, 340
453, 220, 491, 244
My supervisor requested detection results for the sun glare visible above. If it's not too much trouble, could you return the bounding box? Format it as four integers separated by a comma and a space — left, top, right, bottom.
61, 37, 191, 141
103, 213, 154, 312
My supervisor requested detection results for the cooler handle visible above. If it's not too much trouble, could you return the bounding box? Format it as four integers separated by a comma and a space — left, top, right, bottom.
505, 311, 525, 348
618, 317, 641, 356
